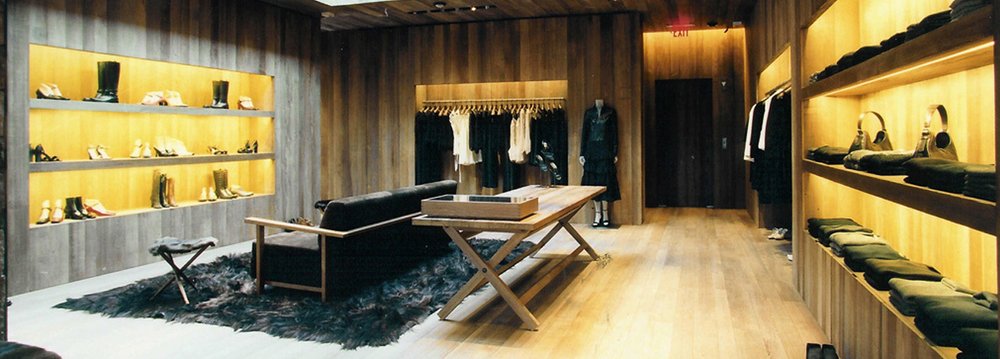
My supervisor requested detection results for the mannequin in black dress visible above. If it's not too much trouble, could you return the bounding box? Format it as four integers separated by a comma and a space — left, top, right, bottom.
579, 99, 621, 227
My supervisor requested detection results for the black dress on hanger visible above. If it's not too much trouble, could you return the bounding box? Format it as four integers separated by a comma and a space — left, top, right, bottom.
581, 105, 621, 202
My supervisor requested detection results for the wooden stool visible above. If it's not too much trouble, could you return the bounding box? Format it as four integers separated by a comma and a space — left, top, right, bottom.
147, 237, 218, 304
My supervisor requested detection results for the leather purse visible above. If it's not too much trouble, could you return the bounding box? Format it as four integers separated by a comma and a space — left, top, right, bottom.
913, 104, 958, 161
849, 111, 893, 152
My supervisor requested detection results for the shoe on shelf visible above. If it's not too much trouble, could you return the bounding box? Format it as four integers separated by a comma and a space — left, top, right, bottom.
199, 188, 209, 202
165, 137, 194, 156
64, 197, 85, 220
83, 199, 115, 216
213, 169, 237, 199
130, 139, 143, 158
203, 80, 230, 109
208, 187, 218, 202
166, 177, 178, 207
51, 199, 65, 224
83, 61, 120, 103
36, 200, 51, 225
158, 174, 169, 208
36, 83, 69, 100
97, 145, 112, 159
75, 197, 96, 219
29, 144, 38, 162
164, 91, 188, 107
238, 96, 258, 110
87, 145, 101, 160
153, 146, 177, 157
35, 144, 60, 162
151, 170, 164, 209
208, 146, 228, 155
237, 141, 253, 154
140, 91, 166, 106
142, 143, 153, 158
230, 184, 254, 197
252, 140, 258, 153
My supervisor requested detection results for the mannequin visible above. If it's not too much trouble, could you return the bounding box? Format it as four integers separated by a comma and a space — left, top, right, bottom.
580, 99, 621, 227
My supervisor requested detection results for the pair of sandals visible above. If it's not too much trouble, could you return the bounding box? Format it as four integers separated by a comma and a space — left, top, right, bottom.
592, 215, 611, 228
30, 144, 60, 162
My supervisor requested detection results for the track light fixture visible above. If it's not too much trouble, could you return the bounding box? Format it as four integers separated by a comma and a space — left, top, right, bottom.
409, 4, 496, 15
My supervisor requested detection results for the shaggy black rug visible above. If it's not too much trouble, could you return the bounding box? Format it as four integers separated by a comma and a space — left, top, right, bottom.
55, 239, 531, 349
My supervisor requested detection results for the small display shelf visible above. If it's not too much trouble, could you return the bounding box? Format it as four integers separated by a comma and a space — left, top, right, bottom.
29, 153, 275, 173
803, 160, 996, 235
30, 99, 275, 117
29, 194, 273, 229
802, 6, 994, 99
810, 238, 961, 358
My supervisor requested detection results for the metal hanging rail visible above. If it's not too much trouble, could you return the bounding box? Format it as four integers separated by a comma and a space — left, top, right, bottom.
421, 97, 566, 104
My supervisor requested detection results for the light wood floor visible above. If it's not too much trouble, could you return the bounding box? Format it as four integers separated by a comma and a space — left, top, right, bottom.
9, 208, 828, 358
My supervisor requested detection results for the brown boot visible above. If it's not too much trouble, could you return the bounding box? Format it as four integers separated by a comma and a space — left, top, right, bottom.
159, 174, 169, 208
166, 177, 178, 207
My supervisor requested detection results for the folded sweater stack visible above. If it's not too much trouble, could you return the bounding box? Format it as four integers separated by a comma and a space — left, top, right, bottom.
888, 278, 975, 316
807, 146, 850, 165
806, 218, 873, 246
841, 244, 906, 272
857, 150, 916, 175
863, 259, 943, 290
914, 294, 999, 347
964, 164, 996, 201
829, 231, 887, 257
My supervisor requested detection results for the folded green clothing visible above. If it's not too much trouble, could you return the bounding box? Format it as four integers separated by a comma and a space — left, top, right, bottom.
844, 150, 876, 170
955, 328, 998, 359
889, 277, 975, 316
966, 164, 997, 178
807, 217, 860, 238
904, 158, 972, 193
807, 146, 850, 165
975, 292, 999, 310
814, 224, 872, 246
914, 295, 999, 347
842, 244, 905, 272
863, 259, 942, 290
860, 150, 915, 175
966, 190, 997, 202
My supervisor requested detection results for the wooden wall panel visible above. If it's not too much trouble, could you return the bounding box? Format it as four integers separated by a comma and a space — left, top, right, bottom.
7, 0, 321, 294
747, 0, 794, 79
642, 29, 748, 209
321, 13, 645, 225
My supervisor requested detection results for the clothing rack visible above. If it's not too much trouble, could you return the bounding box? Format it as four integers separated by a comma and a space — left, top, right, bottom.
762, 80, 791, 98
422, 97, 565, 104
421, 97, 566, 113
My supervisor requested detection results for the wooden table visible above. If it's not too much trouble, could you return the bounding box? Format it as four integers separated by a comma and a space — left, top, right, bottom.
412, 185, 606, 330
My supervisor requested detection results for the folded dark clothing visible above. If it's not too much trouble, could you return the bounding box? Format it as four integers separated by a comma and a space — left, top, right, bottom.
863, 259, 942, 290
807, 146, 850, 164
859, 150, 915, 175
807, 217, 861, 239
889, 277, 974, 316
914, 295, 999, 347
879, 31, 907, 50
836, 45, 884, 70
955, 328, 998, 359
952, 0, 991, 21
965, 165, 997, 198
905, 10, 953, 41
965, 189, 997, 201
904, 157, 972, 193
844, 150, 876, 170
842, 244, 905, 272
975, 292, 999, 310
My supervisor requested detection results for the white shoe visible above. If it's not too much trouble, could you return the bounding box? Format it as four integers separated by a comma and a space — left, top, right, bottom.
208, 187, 217, 202
141, 143, 152, 158
130, 139, 143, 158
165, 136, 194, 156
198, 187, 208, 202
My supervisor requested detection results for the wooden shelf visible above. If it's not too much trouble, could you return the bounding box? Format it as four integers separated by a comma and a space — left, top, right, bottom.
29, 99, 275, 117
802, 6, 994, 99
802, 160, 996, 235
29, 153, 274, 173
29, 194, 274, 229
812, 238, 961, 358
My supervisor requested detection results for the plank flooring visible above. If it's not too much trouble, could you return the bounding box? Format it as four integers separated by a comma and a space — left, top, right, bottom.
8, 208, 827, 358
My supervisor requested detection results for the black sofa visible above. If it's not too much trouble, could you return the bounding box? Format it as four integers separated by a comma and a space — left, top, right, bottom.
249, 180, 457, 298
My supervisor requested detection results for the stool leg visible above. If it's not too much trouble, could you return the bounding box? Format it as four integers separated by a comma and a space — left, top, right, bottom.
175, 271, 190, 305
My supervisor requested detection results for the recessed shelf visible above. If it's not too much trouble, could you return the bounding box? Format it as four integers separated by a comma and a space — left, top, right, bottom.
803, 6, 994, 99
29, 153, 274, 173
30, 99, 275, 117
803, 160, 996, 235
811, 238, 962, 358
28, 194, 274, 229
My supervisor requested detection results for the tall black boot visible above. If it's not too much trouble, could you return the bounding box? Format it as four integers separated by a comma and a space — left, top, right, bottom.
84, 61, 120, 103
204, 80, 230, 109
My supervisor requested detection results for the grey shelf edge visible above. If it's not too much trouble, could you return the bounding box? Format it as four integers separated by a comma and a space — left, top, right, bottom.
30, 153, 275, 172
29, 194, 275, 230
29, 99, 275, 117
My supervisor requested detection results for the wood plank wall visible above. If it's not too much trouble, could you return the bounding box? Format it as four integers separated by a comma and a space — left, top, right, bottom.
642, 29, 748, 209
321, 13, 645, 225
6, 0, 321, 294
0, 0, 7, 339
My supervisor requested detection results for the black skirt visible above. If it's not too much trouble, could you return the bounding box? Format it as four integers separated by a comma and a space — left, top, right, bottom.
582, 158, 621, 202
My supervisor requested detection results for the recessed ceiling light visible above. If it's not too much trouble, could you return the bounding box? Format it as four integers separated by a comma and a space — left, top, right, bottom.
434, 1, 447, 8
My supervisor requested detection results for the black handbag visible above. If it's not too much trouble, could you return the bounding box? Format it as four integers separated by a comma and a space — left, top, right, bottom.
914, 104, 958, 161
849, 111, 893, 152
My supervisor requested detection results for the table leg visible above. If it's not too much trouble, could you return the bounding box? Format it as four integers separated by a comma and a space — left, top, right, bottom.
559, 218, 600, 260
255, 224, 265, 294
438, 229, 528, 320
446, 227, 540, 330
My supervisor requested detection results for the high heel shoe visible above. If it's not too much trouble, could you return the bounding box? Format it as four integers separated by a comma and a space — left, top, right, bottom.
29, 144, 38, 162
97, 145, 111, 159
47, 83, 71, 100
142, 143, 152, 158
230, 184, 254, 197
35, 144, 60, 162
140, 91, 166, 106
36, 200, 52, 225
164, 91, 188, 107
199, 187, 209, 202
208, 146, 228, 155
164, 137, 194, 156
51, 199, 65, 224
87, 145, 101, 160
83, 199, 115, 216
153, 146, 177, 157
208, 187, 218, 201
130, 140, 143, 158
252, 140, 258, 153
237, 141, 252, 154
238, 96, 258, 110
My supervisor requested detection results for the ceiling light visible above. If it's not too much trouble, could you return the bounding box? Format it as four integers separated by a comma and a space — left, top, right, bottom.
434, 1, 446, 8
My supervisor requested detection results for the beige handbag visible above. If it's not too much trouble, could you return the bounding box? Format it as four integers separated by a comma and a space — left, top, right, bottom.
913, 104, 958, 160
849, 111, 893, 152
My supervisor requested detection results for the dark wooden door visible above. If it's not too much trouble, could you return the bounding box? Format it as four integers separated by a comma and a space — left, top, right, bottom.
646, 79, 714, 207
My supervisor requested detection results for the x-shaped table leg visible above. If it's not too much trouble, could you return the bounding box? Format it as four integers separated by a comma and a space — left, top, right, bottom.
149, 246, 210, 304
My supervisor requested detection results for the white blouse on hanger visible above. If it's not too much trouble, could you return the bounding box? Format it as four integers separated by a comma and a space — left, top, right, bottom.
508, 108, 533, 164
450, 110, 479, 167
